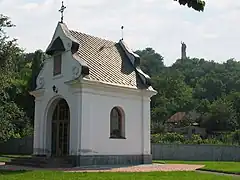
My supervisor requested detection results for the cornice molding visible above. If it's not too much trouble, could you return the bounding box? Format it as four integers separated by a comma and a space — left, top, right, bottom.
29, 89, 45, 98
65, 78, 157, 98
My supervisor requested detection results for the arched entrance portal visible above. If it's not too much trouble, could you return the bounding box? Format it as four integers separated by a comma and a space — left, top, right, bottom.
51, 99, 70, 156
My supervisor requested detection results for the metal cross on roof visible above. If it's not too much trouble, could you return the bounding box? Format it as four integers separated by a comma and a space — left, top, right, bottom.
59, 1, 66, 23
121, 26, 124, 40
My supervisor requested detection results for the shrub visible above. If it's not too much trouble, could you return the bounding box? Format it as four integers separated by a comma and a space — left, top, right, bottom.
229, 130, 240, 145
186, 134, 203, 144
151, 131, 240, 145
151, 132, 185, 144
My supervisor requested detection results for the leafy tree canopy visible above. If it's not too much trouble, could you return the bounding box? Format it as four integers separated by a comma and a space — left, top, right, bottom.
174, 0, 205, 12
136, 48, 240, 134
0, 14, 32, 142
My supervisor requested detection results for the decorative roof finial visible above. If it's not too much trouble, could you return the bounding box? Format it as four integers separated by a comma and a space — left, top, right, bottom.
121, 26, 124, 40
59, 1, 66, 23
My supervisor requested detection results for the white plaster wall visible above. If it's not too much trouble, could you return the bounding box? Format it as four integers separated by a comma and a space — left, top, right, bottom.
33, 98, 44, 155
35, 57, 82, 155
33, 23, 83, 156
142, 97, 151, 155
33, 83, 80, 156
36, 23, 82, 91
79, 87, 151, 155
33, 22, 154, 157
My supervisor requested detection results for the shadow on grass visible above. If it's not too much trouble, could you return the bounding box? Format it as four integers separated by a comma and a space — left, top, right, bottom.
154, 159, 240, 162
197, 168, 240, 176
0, 154, 31, 158
0, 170, 31, 175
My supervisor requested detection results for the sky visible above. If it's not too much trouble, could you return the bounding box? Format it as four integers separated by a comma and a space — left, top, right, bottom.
0, 0, 240, 66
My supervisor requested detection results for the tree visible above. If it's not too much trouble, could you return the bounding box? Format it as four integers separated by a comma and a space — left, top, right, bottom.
193, 74, 225, 102
23, 50, 45, 122
174, 0, 205, 12
136, 48, 164, 77
136, 47, 240, 134
0, 14, 31, 141
151, 70, 193, 125
0, 14, 18, 93
29, 50, 45, 91
200, 98, 238, 132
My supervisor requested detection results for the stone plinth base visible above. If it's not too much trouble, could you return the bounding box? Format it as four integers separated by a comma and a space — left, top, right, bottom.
73, 154, 152, 167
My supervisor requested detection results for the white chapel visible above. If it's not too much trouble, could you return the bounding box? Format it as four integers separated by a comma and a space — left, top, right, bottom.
30, 4, 157, 167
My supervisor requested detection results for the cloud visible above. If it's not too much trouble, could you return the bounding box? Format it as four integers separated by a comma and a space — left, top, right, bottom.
0, 0, 240, 66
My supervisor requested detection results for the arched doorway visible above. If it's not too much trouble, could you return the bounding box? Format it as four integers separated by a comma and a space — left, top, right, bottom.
51, 99, 70, 156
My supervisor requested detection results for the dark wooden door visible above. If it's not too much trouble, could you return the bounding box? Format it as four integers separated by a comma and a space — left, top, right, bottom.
51, 99, 70, 156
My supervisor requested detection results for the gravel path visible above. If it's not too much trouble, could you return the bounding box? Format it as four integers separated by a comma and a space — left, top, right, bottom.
0, 162, 204, 172
65, 164, 205, 172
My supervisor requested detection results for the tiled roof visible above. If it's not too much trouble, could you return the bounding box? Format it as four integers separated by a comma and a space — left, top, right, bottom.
69, 30, 145, 88
166, 112, 186, 123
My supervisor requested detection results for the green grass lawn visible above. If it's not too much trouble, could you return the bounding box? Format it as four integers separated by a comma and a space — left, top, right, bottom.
0, 171, 238, 180
0, 156, 239, 179
154, 160, 240, 174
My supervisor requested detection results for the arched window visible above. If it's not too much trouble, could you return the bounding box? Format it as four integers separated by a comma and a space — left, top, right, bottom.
110, 107, 125, 139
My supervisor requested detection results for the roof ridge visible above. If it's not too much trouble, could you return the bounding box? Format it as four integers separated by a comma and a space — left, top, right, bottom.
69, 29, 117, 44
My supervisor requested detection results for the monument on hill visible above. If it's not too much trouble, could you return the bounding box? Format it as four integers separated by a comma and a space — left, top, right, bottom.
181, 41, 187, 59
